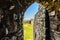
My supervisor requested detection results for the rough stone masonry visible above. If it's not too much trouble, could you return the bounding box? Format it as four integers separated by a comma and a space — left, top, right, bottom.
34, 4, 60, 40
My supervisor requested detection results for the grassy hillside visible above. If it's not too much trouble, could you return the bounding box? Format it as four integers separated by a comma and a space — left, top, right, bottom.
23, 23, 33, 40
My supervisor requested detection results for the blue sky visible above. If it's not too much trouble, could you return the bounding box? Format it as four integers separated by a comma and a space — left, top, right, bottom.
24, 2, 39, 21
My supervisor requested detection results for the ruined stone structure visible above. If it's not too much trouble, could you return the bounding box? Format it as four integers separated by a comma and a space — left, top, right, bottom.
49, 11, 60, 40
34, 4, 60, 40
34, 5, 46, 40
0, 0, 60, 40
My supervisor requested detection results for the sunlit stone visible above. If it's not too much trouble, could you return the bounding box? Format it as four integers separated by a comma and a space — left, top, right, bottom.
53, 0, 55, 2
59, 8, 60, 11
9, 5, 15, 10
50, 11, 55, 16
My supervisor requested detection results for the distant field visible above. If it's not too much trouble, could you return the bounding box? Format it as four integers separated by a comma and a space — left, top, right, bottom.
23, 23, 33, 40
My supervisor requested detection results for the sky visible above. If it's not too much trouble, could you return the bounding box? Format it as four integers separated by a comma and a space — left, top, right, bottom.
24, 2, 39, 21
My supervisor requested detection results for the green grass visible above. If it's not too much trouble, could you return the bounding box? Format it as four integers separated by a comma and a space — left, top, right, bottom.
23, 23, 33, 40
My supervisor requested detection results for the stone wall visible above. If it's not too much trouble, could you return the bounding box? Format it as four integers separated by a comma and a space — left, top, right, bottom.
34, 4, 60, 40
34, 4, 46, 40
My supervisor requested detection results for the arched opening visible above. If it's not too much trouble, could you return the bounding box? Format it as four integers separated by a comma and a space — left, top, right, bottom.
0, 0, 60, 40
23, 2, 39, 40
23, 1, 51, 40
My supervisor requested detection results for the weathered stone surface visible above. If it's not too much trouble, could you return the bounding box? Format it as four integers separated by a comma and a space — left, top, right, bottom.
34, 5, 46, 40
0, 0, 60, 40
34, 4, 60, 40
49, 11, 60, 40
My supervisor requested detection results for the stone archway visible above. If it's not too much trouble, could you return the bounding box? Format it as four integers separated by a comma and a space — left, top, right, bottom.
19, 0, 60, 40
0, 0, 60, 40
